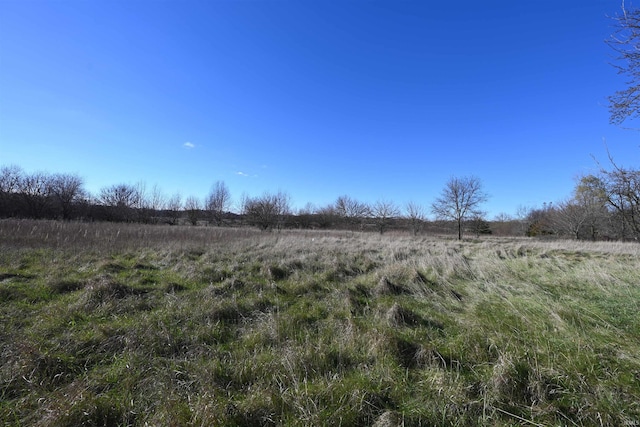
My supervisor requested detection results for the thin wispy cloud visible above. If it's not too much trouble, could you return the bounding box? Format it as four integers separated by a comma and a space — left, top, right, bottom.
183, 142, 195, 149
236, 171, 258, 178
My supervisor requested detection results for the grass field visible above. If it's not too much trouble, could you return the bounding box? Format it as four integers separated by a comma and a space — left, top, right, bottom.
1, 219, 639, 426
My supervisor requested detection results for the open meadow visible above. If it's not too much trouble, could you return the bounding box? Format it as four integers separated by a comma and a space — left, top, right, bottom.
1, 219, 639, 426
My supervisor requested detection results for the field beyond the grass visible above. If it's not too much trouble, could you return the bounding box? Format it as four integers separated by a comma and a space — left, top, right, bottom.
1, 220, 639, 426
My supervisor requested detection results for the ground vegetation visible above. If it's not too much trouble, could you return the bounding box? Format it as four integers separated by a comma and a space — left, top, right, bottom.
1, 220, 639, 426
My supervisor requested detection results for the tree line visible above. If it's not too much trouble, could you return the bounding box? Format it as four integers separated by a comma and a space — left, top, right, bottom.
524, 155, 640, 241
0, 164, 493, 238
2, 161, 639, 241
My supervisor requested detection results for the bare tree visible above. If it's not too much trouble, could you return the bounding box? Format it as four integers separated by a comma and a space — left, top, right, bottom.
205, 181, 232, 226
431, 176, 489, 240
334, 195, 371, 229
184, 196, 201, 226
49, 173, 85, 220
100, 183, 140, 208
494, 213, 512, 222
99, 183, 141, 221
405, 201, 426, 235
372, 199, 399, 234
134, 182, 165, 223
551, 200, 591, 239
515, 205, 533, 236
242, 191, 291, 231
0, 165, 23, 194
147, 185, 165, 211
273, 191, 291, 230
131, 182, 168, 224
600, 164, 640, 240
20, 171, 54, 219
166, 192, 182, 225
0, 165, 23, 217
607, 4, 640, 125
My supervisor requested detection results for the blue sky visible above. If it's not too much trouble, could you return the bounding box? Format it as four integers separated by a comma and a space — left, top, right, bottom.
1, 0, 638, 218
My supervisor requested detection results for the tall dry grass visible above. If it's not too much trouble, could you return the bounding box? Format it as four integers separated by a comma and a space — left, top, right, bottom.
1, 219, 639, 426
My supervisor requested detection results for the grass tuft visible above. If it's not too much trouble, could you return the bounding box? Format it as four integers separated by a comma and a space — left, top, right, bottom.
374, 276, 408, 296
